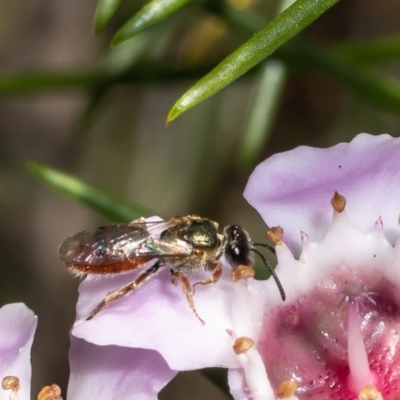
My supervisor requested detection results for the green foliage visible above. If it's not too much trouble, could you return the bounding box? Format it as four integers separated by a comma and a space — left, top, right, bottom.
94, 0, 121, 33
3, 0, 400, 123
3, 2, 400, 229
167, 0, 340, 121
112, 0, 191, 46
333, 36, 400, 65
28, 163, 151, 222
281, 39, 400, 116
238, 59, 286, 171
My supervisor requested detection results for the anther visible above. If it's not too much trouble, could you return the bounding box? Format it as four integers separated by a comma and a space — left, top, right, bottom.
331, 191, 346, 213
277, 380, 298, 398
267, 226, 283, 246
230, 265, 255, 282
37, 384, 63, 400
358, 384, 383, 400
2, 376, 20, 400
233, 337, 255, 354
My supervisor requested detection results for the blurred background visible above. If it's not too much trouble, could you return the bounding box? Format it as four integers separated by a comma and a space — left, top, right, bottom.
0, 0, 400, 398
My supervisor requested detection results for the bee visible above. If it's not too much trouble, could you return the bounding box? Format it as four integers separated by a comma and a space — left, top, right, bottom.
58, 215, 285, 323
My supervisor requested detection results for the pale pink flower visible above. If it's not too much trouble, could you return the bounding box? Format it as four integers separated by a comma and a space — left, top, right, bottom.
71, 133, 400, 400
0, 303, 37, 400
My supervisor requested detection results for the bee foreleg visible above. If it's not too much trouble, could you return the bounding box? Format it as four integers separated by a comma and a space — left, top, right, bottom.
170, 270, 205, 325
86, 261, 162, 320
193, 262, 222, 293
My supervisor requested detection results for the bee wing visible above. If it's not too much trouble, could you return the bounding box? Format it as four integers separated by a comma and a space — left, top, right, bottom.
132, 216, 181, 237
58, 223, 149, 265
58, 217, 190, 267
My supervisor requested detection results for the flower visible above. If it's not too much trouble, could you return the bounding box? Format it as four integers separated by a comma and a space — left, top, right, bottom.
236, 133, 400, 399
0, 303, 37, 400
71, 133, 400, 400
69, 225, 268, 397
67, 337, 177, 400
0, 302, 175, 400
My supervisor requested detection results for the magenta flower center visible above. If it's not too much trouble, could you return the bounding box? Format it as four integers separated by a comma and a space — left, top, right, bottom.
259, 270, 400, 399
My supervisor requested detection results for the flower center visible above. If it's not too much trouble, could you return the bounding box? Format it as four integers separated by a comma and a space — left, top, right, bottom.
258, 271, 400, 399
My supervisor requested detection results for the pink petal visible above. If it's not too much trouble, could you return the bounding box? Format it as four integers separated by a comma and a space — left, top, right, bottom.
244, 133, 400, 254
0, 303, 37, 400
71, 264, 240, 371
67, 336, 176, 400
228, 369, 249, 399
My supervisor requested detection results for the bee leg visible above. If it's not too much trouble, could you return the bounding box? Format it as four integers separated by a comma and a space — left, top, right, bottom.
193, 262, 222, 293
86, 261, 162, 320
170, 270, 205, 325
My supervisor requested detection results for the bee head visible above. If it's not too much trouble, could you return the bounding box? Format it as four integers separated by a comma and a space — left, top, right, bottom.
224, 225, 286, 302
223, 225, 254, 268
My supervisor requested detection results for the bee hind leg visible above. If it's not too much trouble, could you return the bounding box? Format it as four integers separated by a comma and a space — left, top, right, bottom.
86, 261, 162, 320
170, 270, 205, 325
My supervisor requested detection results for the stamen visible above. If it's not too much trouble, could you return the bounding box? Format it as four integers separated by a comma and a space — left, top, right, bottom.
2, 376, 20, 400
331, 191, 346, 213
37, 384, 63, 400
347, 302, 376, 392
277, 380, 298, 398
358, 384, 383, 400
230, 265, 255, 282
233, 337, 255, 354
267, 226, 284, 246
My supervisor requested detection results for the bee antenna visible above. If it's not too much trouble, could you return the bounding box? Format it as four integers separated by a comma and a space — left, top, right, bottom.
253, 242, 275, 254
251, 248, 286, 301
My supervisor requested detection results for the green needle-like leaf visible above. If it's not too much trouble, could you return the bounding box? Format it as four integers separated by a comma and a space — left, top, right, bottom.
238, 59, 286, 171
167, 0, 340, 121
333, 36, 400, 65
94, 0, 121, 33
112, 0, 191, 46
28, 163, 151, 223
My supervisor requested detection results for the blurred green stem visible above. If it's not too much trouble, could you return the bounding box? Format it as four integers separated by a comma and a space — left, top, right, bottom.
0, 64, 209, 95
28, 163, 151, 222
167, 0, 340, 121
219, 5, 400, 116
333, 36, 400, 64
237, 0, 293, 171
238, 60, 286, 171
281, 39, 400, 115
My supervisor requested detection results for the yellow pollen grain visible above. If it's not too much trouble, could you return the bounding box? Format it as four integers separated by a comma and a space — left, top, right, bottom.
331, 191, 346, 213
230, 265, 255, 282
358, 385, 383, 400
233, 337, 255, 354
277, 380, 298, 398
2, 376, 20, 392
37, 384, 63, 400
267, 226, 284, 245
